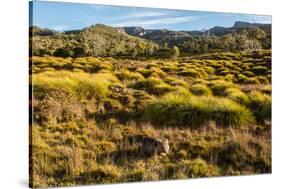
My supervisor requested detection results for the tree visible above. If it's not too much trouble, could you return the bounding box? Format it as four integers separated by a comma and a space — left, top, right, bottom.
73, 46, 87, 57
171, 46, 180, 58
53, 48, 71, 58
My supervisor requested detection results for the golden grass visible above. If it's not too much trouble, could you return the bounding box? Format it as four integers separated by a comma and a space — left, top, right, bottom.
30, 51, 271, 187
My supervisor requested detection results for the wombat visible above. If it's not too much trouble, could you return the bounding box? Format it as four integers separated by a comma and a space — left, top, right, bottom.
141, 137, 169, 156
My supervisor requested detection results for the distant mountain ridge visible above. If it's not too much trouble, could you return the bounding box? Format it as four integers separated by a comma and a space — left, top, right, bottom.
31, 21, 271, 38
119, 21, 271, 38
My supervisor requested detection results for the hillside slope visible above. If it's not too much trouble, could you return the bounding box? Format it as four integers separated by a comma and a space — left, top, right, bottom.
31, 24, 159, 57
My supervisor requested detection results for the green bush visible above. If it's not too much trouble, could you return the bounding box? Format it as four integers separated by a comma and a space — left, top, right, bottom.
143, 93, 254, 128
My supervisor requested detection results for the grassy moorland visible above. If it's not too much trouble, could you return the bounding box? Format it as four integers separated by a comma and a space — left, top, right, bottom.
30, 50, 271, 187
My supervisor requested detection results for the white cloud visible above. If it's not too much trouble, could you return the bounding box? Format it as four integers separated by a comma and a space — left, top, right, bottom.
110, 16, 200, 27
115, 11, 168, 20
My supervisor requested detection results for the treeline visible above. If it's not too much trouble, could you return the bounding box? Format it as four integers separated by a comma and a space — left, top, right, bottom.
30, 24, 271, 58
31, 24, 160, 58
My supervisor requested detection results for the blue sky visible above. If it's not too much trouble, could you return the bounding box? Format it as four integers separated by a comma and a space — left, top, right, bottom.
30, 1, 271, 31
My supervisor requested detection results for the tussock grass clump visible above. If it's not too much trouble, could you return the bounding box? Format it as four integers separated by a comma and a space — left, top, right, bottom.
178, 69, 201, 78
237, 74, 259, 84
164, 77, 188, 88
93, 141, 117, 153
257, 76, 270, 84
33, 71, 119, 100
150, 67, 167, 78
217, 141, 253, 171
243, 71, 255, 77
132, 77, 174, 95
248, 91, 271, 122
164, 158, 219, 179
80, 164, 122, 184
251, 66, 268, 75
225, 88, 249, 104
136, 68, 153, 77
161, 65, 178, 72
115, 70, 144, 81
207, 80, 237, 96
261, 85, 272, 95
189, 84, 212, 96
143, 93, 254, 128
73, 57, 113, 73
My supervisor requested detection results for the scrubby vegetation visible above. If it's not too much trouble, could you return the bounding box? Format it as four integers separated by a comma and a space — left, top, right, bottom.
30, 49, 271, 187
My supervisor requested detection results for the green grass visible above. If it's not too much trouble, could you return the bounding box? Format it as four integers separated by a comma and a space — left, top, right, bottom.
116, 69, 145, 81
248, 91, 271, 122
33, 71, 119, 100
131, 77, 175, 95
189, 84, 212, 96
225, 88, 249, 104
207, 80, 237, 96
143, 92, 254, 128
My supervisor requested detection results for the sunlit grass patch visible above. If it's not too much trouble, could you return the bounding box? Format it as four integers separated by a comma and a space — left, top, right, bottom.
207, 80, 237, 96
248, 91, 271, 122
132, 77, 175, 95
143, 92, 254, 128
33, 71, 119, 100
225, 88, 249, 104
189, 84, 212, 96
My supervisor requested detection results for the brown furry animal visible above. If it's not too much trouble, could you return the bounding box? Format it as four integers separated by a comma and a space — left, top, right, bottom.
141, 137, 169, 156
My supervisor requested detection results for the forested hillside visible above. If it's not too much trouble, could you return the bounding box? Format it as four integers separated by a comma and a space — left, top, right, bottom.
30, 21, 271, 58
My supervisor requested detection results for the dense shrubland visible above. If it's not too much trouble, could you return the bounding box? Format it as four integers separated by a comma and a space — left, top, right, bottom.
30, 50, 271, 187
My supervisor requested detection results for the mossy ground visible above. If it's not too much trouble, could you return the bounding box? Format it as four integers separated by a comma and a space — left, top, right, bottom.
30, 50, 271, 187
